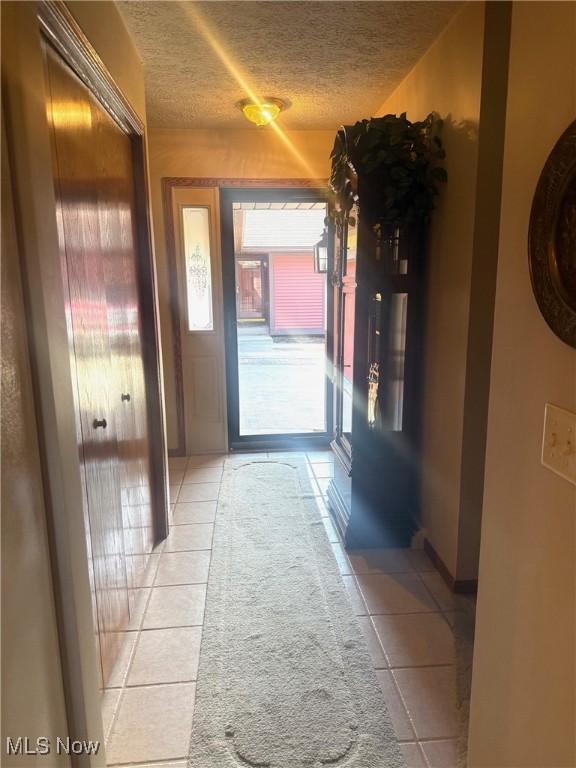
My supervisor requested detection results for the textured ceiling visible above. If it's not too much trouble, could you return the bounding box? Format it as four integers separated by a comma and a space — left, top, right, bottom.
119, 1, 461, 130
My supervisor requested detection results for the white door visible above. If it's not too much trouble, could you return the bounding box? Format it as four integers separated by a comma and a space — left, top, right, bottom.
170, 186, 227, 454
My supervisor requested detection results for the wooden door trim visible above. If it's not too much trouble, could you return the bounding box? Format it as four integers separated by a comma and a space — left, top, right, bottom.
164, 176, 327, 190
38, 1, 168, 543
132, 135, 170, 541
37, 0, 142, 136
162, 177, 328, 456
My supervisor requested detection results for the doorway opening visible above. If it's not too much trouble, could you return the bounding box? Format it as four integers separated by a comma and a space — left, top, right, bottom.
221, 188, 332, 450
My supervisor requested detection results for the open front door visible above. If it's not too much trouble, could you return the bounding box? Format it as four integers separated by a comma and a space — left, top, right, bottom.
221, 187, 333, 450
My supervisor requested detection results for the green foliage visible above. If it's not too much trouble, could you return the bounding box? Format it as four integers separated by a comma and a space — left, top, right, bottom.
330, 113, 447, 228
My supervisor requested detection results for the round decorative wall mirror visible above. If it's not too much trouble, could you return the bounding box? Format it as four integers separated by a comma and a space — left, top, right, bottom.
528, 120, 576, 348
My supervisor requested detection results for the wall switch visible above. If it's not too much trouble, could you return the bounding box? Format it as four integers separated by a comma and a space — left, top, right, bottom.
542, 403, 576, 486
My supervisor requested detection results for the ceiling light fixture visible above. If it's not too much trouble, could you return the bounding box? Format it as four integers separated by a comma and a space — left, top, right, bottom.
237, 97, 287, 127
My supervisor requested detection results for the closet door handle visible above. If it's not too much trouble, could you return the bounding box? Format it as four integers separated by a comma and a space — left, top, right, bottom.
121, 393, 131, 402
93, 418, 107, 429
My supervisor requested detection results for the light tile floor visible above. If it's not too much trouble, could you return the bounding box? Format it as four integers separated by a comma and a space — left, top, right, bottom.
103, 450, 471, 768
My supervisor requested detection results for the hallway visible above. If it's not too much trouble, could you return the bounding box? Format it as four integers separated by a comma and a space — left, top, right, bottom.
3, 3, 575, 767
102, 450, 470, 768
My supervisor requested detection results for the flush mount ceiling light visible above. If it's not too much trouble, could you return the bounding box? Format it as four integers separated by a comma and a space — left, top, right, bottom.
237, 97, 287, 127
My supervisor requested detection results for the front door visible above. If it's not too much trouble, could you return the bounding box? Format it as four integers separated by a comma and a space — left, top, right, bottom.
221, 188, 333, 450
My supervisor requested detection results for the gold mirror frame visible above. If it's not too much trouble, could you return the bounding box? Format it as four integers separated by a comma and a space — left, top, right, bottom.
528, 120, 576, 348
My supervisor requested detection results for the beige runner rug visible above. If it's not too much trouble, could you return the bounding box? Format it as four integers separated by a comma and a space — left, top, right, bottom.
188, 457, 405, 768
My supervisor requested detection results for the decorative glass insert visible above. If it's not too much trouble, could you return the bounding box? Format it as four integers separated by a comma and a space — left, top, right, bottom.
385, 293, 408, 431
182, 206, 213, 332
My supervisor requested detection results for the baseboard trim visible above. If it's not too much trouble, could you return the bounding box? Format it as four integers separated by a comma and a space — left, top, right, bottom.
424, 539, 478, 595
326, 481, 349, 543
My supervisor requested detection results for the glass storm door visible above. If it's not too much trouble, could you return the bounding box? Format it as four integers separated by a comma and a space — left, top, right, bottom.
220, 188, 333, 449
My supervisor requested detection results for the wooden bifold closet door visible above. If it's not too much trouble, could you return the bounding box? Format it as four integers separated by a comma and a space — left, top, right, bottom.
44, 42, 155, 686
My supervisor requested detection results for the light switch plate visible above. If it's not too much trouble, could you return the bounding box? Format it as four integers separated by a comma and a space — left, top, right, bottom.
542, 403, 576, 486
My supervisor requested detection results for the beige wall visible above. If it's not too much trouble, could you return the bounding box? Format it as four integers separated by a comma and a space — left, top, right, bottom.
148, 128, 334, 451
377, 2, 486, 579
468, 3, 576, 765
1, 1, 148, 763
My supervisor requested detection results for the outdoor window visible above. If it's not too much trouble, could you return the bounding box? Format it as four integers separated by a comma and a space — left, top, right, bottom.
182, 206, 213, 331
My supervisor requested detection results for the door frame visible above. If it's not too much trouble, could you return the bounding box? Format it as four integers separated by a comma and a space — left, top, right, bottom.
2, 1, 168, 762
162, 177, 330, 455
220, 185, 333, 451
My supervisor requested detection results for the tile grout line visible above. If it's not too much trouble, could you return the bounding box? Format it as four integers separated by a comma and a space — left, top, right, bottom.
321, 496, 423, 746
335, 551, 460, 749
164, 547, 213, 553
364, 608, 450, 617
386, 662, 455, 671
122, 678, 198, 689
308, 452, 458, 758
413, 570, 466, 628
108, 755, 188, 767
103, 544, 164, 745
178, 473, 220, 750
109, 679, 199, 691
150, 580, 209, 588
137, 623, 205, 632
106, 453, 199, 753
368, 572, 460, 746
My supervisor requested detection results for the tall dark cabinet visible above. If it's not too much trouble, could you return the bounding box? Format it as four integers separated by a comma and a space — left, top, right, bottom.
327, 126, 426, 548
